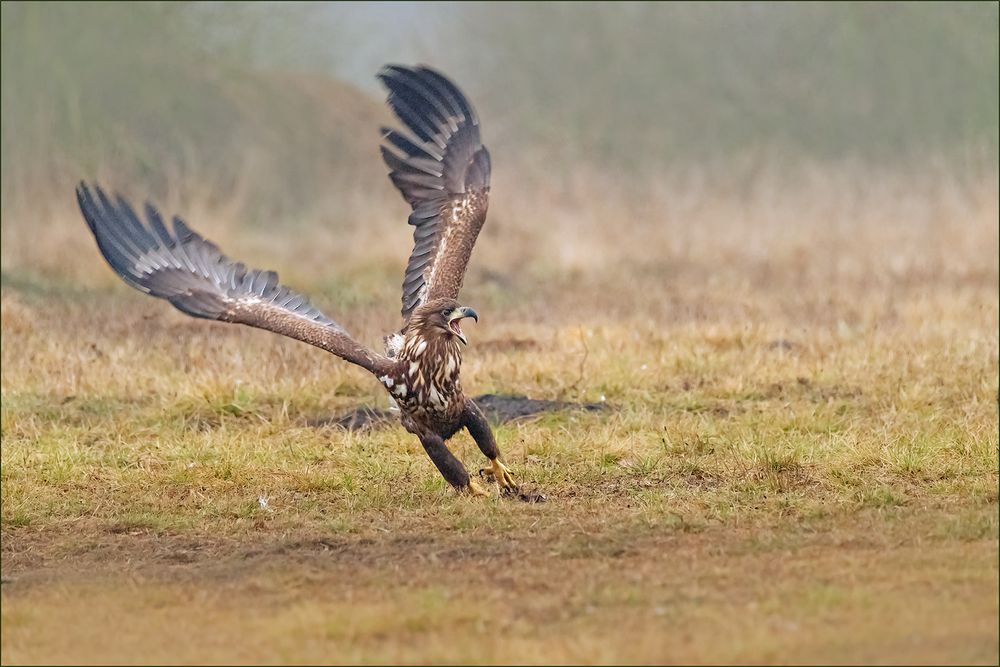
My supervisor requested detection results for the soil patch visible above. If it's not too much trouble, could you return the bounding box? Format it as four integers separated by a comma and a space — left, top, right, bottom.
307, 393, 607, 431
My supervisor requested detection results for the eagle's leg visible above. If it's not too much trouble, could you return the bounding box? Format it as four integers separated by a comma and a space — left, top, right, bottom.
463, 399, 518, 493
419, 433, 488, 497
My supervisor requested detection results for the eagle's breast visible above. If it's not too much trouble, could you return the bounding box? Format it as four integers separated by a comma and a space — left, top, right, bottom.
389, 331, 465, 435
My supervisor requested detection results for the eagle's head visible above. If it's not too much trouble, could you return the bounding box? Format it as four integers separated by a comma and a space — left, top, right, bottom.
408, 297, 479, 346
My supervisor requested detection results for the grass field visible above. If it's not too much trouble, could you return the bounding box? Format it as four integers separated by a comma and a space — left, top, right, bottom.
1, 164, 998, 664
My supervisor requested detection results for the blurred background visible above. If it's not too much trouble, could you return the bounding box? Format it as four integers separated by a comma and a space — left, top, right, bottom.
1, 1, 997, 332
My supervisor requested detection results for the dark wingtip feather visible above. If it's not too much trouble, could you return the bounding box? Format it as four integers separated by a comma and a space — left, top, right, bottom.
75, 182, 90, 218
378, 64, 475, 148
376, 63, 414, 85
76, 181, 102, 236
377, 64, 485, 197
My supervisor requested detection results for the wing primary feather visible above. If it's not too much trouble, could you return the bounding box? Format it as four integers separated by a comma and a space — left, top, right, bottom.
143, 201, 175, 254
147, 204, 193, 274
380, 146, 443, 178
385, 93, 448, 151
391, 170, 446, 191
115, 194, 173, 272
94, 187, 144, 257
381, 128, 442, 162
417, 66, 478, 125
112, 193, 158, 254
382, 67, 459, 135
92, 187, 146, 266
83, 194, 146, 283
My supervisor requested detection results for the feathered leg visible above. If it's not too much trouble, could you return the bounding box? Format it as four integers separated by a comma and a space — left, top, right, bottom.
463, 399, 518, 493
419, 433, 488, 496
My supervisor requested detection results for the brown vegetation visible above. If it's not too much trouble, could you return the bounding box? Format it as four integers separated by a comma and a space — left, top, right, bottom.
2, 159, 997, 663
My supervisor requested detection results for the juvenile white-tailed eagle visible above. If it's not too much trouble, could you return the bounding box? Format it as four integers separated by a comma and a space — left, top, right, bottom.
76, 65, 520, 498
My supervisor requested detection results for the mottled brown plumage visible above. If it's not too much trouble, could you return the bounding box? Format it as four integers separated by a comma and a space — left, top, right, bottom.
76, 65, 522, 498
385, 299, 468, 433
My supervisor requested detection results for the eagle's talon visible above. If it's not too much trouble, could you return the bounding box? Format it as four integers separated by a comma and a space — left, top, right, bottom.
482, 458, 518, 491
500, 485, 521, 498
462, 479, 490, 498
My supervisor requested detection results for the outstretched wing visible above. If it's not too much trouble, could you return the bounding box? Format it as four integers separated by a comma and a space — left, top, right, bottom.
378, 65, 491, 321
76, 183, 390, 375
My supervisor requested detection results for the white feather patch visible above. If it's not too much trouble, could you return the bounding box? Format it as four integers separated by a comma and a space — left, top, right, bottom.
384, 333, 404, 358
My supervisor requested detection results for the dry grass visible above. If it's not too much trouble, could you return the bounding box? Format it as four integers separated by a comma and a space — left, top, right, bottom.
1, 164, 998, 664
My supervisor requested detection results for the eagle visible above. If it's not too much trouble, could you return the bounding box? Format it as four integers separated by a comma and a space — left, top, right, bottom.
76, 65, 526, 499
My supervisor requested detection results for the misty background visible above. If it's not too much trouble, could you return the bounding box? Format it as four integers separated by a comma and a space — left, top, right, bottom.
1, 1, 997, 324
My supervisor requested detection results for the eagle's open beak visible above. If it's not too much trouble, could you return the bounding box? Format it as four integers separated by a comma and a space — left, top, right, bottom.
448, 306, 478, 345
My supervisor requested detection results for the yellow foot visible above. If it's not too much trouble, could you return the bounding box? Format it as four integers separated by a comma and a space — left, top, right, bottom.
461, 479, 491, 498
481, 458, 518, 493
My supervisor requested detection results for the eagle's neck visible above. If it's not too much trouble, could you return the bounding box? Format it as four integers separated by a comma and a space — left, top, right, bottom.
399, 331, 463, 388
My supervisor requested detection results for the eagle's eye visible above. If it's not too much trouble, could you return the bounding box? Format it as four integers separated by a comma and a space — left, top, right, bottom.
441, 308, 451, 317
